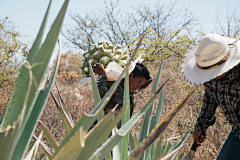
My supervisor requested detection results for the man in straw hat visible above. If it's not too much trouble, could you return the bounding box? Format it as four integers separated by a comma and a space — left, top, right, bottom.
182, 34, 240, 159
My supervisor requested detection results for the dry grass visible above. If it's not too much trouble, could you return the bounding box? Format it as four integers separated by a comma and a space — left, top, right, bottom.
0, 61, 231, 160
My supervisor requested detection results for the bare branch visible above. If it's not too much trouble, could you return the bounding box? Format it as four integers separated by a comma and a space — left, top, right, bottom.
62, 0, 198, 53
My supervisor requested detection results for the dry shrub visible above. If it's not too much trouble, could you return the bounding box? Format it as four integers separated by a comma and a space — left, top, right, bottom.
36, 50, 94, 143
0, 84, 14, 116
52, 50, 84, 84
37, 82, 94, 144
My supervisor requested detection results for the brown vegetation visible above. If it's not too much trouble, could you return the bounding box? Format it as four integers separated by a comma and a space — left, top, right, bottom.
0, 51, 231, 160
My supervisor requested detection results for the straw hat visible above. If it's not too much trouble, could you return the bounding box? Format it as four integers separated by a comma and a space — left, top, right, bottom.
182, 34, 240, 85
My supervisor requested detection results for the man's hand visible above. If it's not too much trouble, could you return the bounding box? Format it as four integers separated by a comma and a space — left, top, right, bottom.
93, 63, 106, 76
193, 130, 207, 146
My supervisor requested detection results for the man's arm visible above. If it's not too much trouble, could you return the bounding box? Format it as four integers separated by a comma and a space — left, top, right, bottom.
193, 88, 218, 145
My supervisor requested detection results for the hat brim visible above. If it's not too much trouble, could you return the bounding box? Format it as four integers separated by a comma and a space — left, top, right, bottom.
182, 35, 240, 85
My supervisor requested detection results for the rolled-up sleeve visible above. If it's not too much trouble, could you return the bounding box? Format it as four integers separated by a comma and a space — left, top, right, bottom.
195, 88, 218, 132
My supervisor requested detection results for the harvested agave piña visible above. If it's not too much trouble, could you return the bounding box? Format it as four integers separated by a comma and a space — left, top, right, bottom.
81, 41, 130, 77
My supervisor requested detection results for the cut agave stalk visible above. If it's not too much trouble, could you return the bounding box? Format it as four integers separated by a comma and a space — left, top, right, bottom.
122, 51, 127, 55
121, 55, 129, 60
84, 67, 89, 73
89, 45, 97, 53
92, 51, 103, 60
100, 56, 111, 66
97, 44, 104, 52
116, 44, 122, 49
108, 43, 113, 49
91, 60, 98, 66
81, 60, 89, 67
98, 41, 104, 45
116, 49, 123, 55
112, 54, 121, 62
84, 52, 90, 59
119, 60, 127, 66
104, 49, 113, 58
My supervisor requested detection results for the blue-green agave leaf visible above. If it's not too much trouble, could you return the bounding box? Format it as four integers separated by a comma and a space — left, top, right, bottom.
121, 69, 130, 159
89, 62, 104, 121
12, 39, 61, 160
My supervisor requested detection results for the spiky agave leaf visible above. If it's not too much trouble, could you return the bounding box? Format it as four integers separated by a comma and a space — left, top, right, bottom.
76, 103, 127, 160
50, 91, 74, 132
32, 135, 53, 159
38, 120, 59, 150
129, 131, 137, 152
2, 0, 68, 129
0, 104, 26, 160
162, 141, 172, 157
137, 64, 162, 160
126, 90, 194, 160
149, 77, 165, 160
88, 61, 104, 121
159, 144, 186, 160
152, 133, 164, 160
168, 131, 190, 160
112, 127, 121, 160
11, 38, 62, 160
121, 69, 130, 159
14, 54, 58, 159
23, 131, 43, 160
50, 126, 86, 160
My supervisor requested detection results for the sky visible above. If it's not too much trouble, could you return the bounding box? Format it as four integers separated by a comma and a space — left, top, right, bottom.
1, 0, 240, 58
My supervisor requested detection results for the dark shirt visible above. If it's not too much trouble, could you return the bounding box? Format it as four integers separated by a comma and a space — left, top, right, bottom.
97, 75, 135, 117
195, 64, 240, 139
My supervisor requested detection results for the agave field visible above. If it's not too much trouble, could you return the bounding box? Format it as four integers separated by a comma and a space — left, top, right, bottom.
0, 0, 195, 159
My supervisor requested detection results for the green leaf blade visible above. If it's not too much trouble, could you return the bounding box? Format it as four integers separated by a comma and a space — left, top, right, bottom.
77, 105, 127, 160
138, 65, 162, 160
11, 40, 62, 160
89, 62, 104, 121
121, 69, 130, 159
38, 120, 59, 150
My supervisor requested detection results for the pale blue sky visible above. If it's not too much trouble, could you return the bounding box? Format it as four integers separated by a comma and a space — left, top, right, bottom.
1, 0, 240, 52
